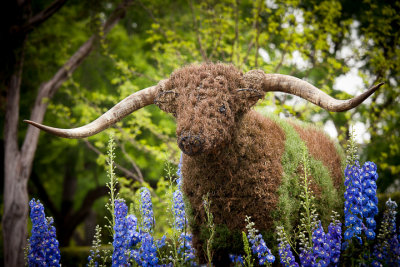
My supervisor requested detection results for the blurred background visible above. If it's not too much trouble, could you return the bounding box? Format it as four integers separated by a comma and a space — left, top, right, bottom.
1, 0, 399, 265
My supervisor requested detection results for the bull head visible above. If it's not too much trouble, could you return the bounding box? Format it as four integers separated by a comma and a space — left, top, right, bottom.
25, 63, 383, 156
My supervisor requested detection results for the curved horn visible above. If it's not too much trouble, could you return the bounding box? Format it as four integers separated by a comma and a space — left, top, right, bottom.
24, 85, 159, 138
244, 70, 384, 112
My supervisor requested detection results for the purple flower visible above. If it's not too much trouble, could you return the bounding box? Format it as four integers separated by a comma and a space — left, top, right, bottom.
28, 199, 61, 267
178, 232, 196, 263
112, 199, 129, 267
140, 188, 154, 232
326, 220, 342, 266
278, 243, 298, 267
343, 162, 363, 244
176, 154, 183, 188
248, 233, 275, 265
173, 189, 187, 231
45, 218, 61, 266
131, 232, 159, 266
373, 198, 400, 266
127, 214, 141, 247
173, 154, 197, 265
230, 254, 244, 265
311, 221, 330, 267
28, 199, 47, 266
361, 162, 379, 240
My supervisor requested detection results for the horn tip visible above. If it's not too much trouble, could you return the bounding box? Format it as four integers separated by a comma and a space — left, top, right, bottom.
24, 120, 37, 126
370, 82, 385, 91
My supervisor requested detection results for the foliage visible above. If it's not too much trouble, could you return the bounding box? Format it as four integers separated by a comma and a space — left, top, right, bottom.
105, 134, 119, 238
242, 231, 253, 267
88, 225, 109, 267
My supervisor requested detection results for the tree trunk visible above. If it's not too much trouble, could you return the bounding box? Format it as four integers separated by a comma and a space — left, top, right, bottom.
3, 39, 28, 267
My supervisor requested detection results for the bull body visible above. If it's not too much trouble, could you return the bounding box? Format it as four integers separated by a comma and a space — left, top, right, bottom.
157, 64, 344, 263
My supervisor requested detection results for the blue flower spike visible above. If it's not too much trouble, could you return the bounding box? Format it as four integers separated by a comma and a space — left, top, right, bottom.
140, 188, 154, 232
28, 199, 61, 267
343, 161, 363, 244
112, 199, 129, 267
361, 161, 379, 240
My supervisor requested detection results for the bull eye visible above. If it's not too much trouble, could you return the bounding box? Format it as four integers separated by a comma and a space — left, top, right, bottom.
218, 104, 226, 114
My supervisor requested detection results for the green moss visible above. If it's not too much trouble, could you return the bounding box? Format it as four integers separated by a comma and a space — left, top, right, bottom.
266, 114, 305, 233
266, 113, 343, 233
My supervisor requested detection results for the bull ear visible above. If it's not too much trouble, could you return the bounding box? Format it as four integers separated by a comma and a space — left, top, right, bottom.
153, 79, 178, 115
154, 90, 179, 115
235, 88, 265, 108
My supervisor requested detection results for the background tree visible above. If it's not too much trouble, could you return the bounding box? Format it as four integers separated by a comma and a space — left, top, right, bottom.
1, 0, 134, 265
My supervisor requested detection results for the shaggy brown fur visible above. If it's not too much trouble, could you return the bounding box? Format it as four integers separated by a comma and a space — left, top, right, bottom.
155, 63, 343, 263
290, 123, 343, 190
182, 111, 286, 262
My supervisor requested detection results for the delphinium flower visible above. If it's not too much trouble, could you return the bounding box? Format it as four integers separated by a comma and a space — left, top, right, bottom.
361, 161, 379, 240
372, 199, 400, 266
278, 243, 298, 267
311, 221, 331, 267
276, 226, 299, 267
131, 232, 159, 266
343, 129, 363, 245
173, 189, 187, 231
245, 216, 275, 265
343, 161, 363, 244
176, 154, 183, 189
326, 212, 342, 266
28, 199, 47, 266
173, 154, 197, 265
28, 199, 61, 267
45, 217, 61, 266
177, 233, 196, 263
112, 199, 130, 267
131, 187, 160, 266
229, 254, 244, 266
127, 214, 141, 247
140, 187, 154, 232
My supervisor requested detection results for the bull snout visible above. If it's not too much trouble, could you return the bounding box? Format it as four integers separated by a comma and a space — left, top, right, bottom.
178, 134, 205, 156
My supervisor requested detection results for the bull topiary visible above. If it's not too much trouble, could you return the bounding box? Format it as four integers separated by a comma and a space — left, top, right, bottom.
25, 63, 383, 264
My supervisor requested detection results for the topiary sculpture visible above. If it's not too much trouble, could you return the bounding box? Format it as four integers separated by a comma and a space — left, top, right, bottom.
25, 63, 383, 264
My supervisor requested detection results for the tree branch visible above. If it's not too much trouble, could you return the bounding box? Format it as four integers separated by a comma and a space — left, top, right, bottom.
82, 139, 144, 183
21, 0, 134, 172
68, 185, 108, 234
117, 140, 144, 182
13, 0, 68, 35
30, 171, 60, 220
253, 0, 263, 68
189, 0, 208, 61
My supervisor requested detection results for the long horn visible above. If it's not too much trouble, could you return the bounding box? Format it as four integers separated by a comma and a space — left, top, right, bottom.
24, 85, 159, 138
244, 70, 384, 112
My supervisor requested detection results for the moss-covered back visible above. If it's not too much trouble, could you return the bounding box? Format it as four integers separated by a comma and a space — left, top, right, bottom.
267, 113, 344, 233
